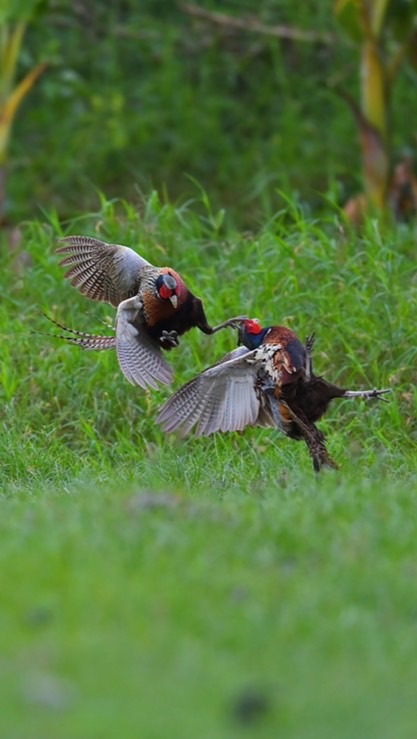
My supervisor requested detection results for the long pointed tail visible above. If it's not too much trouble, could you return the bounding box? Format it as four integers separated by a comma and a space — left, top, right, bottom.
35, 314, 116, 351
298, 420, 338, 473
270, 396, 338, 472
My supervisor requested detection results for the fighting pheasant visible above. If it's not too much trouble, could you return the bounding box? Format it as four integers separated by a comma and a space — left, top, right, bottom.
157, 318, 390, 471
53, 235, 244, 389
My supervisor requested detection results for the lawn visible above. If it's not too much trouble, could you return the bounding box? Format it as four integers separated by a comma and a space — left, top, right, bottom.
1, 195, 416, 738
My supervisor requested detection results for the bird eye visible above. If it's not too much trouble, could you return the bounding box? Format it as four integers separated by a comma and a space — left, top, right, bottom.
163, 274, 177, 291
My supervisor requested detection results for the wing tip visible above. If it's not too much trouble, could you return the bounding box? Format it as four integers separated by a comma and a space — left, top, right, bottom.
56, 235, 107, 254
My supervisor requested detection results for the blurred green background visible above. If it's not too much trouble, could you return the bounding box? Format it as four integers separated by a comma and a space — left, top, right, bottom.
2, 4, 417, 738
6, 0, 416, 225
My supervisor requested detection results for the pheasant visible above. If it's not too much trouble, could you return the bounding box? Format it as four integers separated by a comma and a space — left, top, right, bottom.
54, 235, 244, 389
157, 318, 390, 471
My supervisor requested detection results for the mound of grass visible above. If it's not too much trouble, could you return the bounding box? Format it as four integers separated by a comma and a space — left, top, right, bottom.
1, 195, 416, 737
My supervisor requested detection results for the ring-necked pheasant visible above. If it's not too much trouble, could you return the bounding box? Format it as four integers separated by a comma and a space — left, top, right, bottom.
157, 318, 390, 471
53, 235, 245, 389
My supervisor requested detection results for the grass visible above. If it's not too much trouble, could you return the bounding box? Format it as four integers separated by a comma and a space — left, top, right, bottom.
1, 194, 417, 737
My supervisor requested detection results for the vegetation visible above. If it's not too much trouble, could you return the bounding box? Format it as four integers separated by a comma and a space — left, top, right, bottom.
0, 0, 46, 220
1, 1, 417, 736
4, 0, 417, 224
1, 195, 417, 736
335, 0, 417, 220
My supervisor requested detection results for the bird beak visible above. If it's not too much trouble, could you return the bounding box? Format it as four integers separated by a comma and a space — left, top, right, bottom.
169, 294, 178, 309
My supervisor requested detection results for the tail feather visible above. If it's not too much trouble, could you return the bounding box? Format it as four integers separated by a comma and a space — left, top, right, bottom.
279, 400, 338, 472
39, 314, 116, 351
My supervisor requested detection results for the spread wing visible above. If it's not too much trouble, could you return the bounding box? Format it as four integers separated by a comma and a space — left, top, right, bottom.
115, 296, 173, 390
157, 346, 272, 436
57, 235, 152, 307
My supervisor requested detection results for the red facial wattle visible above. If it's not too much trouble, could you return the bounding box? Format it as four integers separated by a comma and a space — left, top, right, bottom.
159, 284, 174, 300
244, 318, 263, 335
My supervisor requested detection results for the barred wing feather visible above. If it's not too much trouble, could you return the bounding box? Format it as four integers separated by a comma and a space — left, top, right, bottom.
57, 235, 151, 307
115, 297, 173, 389
157, 347, 266, 436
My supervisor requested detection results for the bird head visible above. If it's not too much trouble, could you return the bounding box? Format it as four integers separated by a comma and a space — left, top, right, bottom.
237, 318, 268, 349
156, 272, 178, 308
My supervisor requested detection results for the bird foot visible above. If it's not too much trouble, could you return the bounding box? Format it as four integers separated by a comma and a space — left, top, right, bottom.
305, 333, 316, 355
259, 378, 276, 395
343, 388, 391, 402
210, 315, 249, 333
160, 330, 180, 349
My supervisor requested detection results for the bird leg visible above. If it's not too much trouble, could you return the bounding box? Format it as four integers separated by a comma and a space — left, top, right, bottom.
209, 315, 250, 333
305, 333, 316, 354
342, 388, 391, 401
305, 332, 315, 380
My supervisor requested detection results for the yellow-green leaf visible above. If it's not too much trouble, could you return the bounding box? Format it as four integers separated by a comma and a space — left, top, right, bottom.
361, 39, 387, 139
0, 23, 26, 98
0, 61, 46, 125
334, 0, 364, 42
369, 0, 390, 37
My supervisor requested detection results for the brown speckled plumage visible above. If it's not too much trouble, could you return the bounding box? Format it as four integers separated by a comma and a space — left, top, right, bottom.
157, 319, 390, 471
52, 235, 243, 389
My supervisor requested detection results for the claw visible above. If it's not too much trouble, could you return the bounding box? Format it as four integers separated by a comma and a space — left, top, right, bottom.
305, 333, 316, 355
160, 329, 180, 348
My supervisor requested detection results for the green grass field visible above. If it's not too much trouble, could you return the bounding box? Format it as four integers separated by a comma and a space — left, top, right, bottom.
1, 195, 417, 737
